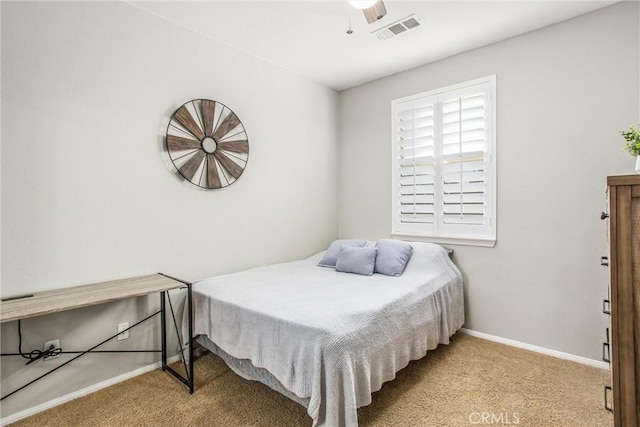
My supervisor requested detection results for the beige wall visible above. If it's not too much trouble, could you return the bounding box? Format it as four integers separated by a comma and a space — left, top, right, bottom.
0, 1, 338, 418
338, 1, 639, 361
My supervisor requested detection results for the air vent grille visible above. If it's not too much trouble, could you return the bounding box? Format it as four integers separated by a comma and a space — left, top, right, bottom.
372, 14, 422, 41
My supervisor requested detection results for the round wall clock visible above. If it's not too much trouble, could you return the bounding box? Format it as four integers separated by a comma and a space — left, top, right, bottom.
165, 99, 249, 189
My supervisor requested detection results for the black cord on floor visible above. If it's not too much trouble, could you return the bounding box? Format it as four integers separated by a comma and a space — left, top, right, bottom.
17, 320, 62, 365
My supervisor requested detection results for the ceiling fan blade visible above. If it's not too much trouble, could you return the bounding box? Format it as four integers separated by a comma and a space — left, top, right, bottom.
363, 0, 387, 24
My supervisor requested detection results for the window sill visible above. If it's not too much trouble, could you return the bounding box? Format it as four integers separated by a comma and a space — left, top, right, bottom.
391, 232, 496, 248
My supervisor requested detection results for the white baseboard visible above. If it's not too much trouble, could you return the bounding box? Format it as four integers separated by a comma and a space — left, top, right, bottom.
460, 328, 609, 370
0, 355, 182, 426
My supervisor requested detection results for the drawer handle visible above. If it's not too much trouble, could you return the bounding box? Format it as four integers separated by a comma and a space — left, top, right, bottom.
601, 256, 609, 267
603, 299, 610, 315
602, 342, 610, 363
604, 385, 613, 413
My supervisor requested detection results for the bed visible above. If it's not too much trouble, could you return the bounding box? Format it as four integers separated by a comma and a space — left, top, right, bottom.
183, 241, 464, 426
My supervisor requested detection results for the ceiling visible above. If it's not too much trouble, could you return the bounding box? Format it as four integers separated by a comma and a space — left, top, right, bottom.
129, 1, 617, 91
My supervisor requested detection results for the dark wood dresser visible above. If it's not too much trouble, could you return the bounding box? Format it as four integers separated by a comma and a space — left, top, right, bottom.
606, 174, 640, 426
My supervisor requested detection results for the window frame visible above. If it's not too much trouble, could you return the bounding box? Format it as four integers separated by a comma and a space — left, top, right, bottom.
390, 75, 497, 248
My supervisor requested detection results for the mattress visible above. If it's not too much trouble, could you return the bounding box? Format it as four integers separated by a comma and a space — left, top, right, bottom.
184, 241, 464, 426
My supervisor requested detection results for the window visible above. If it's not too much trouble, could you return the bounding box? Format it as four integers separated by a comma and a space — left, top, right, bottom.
391, 76, 496, 247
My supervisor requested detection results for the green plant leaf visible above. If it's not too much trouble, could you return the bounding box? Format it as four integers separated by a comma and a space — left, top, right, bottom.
620, 124, 640, 157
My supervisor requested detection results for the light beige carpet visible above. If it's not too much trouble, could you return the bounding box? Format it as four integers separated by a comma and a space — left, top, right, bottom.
9, 334, 612, 426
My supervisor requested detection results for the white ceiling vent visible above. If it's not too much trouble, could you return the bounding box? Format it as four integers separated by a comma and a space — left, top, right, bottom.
372, 14, 421, 41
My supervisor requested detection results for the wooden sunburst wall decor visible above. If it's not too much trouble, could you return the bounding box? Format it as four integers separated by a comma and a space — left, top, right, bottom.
165, 99, 249, 189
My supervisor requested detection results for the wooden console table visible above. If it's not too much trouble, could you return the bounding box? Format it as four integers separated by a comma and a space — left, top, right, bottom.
0, 273, 194, 401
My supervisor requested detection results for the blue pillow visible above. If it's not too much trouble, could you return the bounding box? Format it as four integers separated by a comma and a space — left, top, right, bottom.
318, 239, 367, 268
335, 246, 378, 276
374, 239, 413, 276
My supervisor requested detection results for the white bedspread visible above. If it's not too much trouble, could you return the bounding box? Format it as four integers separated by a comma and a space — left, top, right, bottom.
187, 242, 464, 426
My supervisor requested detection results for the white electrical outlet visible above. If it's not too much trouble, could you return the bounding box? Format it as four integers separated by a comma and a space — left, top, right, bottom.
117, 322, 130, 340
43, 339, 60, 360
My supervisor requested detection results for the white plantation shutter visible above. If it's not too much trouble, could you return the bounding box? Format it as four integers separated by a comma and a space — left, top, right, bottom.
391, 76, 496, 247
398, 103, 436, 231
